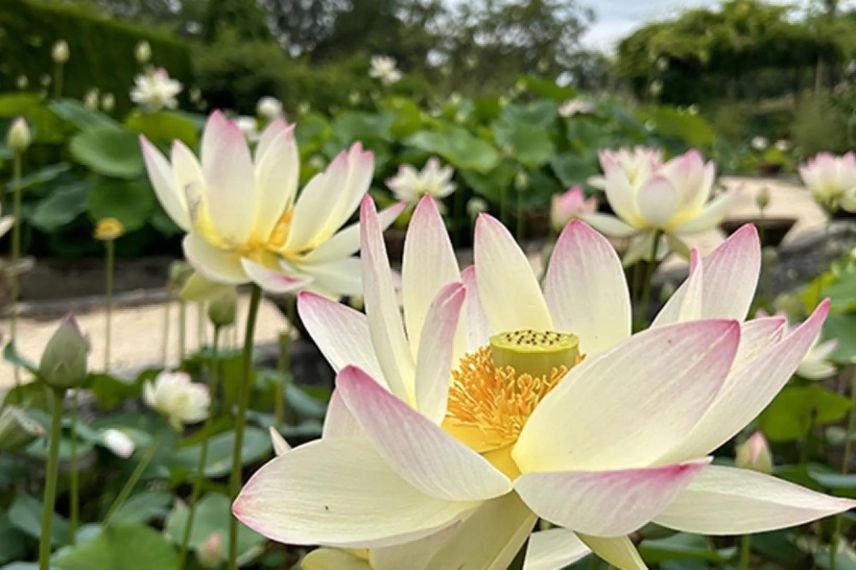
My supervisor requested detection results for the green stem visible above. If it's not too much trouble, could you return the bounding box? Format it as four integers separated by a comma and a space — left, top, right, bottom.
39, 389, 65, 570
53, 62, 63, 99
636, 230, 662, 329
69, 390, 79, 544
10, 151, 23, 386
103, 431, 164, 528
178, 327, 221, 569
227, 285, 262, 570
453, 188, 464, 247
515, 190, 525, 240
104, 239, 114, 372
831, 370, 856, 570
179, 300, 187, 363
197, 303, 205, 350
161, 293, 171, 367
275, 332, 290, 428
738, 534, 751, 570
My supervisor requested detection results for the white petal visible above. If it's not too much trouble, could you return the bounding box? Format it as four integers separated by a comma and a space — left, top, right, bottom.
200, 111, 257, 244
460, 265, 491, 351
302, 549, 371, 570
514, 320, 740, 472
637, 176, 678, 228
336, 366, 512, 502
654, 465, 856, 534
515, 459, 709, 536
474, 214, 552, 332
583, 213, 638, 238
674, 189, 738, 234
524, 529, 590, 570
140, 136, 190, 230
293, 257, 362, 298
302, 202, 405, 264
360, 197, 415, 402
253, 121, 299, 241
579, 535, 647, 570
269, 427, 291, 456
297, 291, 385, 383
402, 196, 461, 354
698, 224, 760, 320
182, 233, 247, 285
233, 437, 477, 548
651, 249, 704, 327
413, 283, 466, 423
241, 258, 311, 294
322, 388, 363, 439
603, 170, 642, 227
545, 220, 631, 355
660, 301, 829, 461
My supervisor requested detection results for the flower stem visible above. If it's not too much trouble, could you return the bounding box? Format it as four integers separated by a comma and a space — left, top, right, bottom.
227, 285, 262, 570
515, 190, 525, 240
102, 431, 163, 528
38, 388, 64, 570
738, 534, 751, 570
831, 368, 856, 570
69, 390, 79, 544
637, 230, 662, 329
53, 62, 63, 99
453, 187, 463, 248
179, 300, 187, 362
161, 292, 171, 366
104, 239, 114, 372
178, 327, 221, 570
10, 151, 23, 386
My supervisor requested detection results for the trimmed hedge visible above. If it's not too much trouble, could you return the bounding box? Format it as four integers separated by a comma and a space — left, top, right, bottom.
0, 0, 194, 115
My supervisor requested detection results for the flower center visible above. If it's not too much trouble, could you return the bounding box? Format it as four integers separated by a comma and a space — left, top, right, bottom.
443, 330, 581, 462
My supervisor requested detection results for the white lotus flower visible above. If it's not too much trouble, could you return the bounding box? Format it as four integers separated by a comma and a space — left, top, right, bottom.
369, 55, 402, 86
558, 98, 593, 118
143, 371, 209, 429
751, 136, 769, 151
101, 428, 135, 458
235, 196, 851, 569
799, 152, 856, 213
141, 111, 403, 296
130, 68, 182, 112
386, 158, 455, 204
235, 116, 259, 142
51, 40, 69, 64
256, 96, 283, 121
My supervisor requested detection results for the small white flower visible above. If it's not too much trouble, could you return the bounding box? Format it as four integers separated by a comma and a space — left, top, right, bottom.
256, 96, 283, 121
51, 40, 69, 64
751, 136, 769, 151
369, 55, 402, 86
101, 93, 115, 113
559, 98, 593, 118
774, 139, 790, 152
101, 428, 135, 458
799, 152, 856, 213
235, 116, 259, 142
386, 157, 456, 204
143, 371, 210, 429
798, 338, 838, 380
130, 68, 183, 112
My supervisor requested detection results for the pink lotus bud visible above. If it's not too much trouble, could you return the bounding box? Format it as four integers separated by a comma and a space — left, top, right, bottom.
736, 431, 773, 474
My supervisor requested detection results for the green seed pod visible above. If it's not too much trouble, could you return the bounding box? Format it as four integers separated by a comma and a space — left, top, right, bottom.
39, 315, 89, 390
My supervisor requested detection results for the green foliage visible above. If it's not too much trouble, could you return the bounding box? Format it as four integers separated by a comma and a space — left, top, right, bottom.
0, 0, 194, 116
53, 524, 178, 570
164, 493, 265, 559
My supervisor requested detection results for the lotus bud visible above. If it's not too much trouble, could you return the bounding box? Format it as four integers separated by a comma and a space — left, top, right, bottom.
514, 171, 529, 193
207, 287, 238, 328
101, 93, 115, 113
467, 197, 488, 220
93, 217, 125, 241
7, 118, 31, 153
756, 186, 770, 211
197, 531, 223, 568
256, 96, 283, 121
135, 41, 151, 64
101, 428, 135, 458
169, 260, 193, 290
0, 406, 45, 451
51, 40, 69, 64
39, 315, 89, 390
84, 88, 100, 111
736, 431, 773, 474
15, 75, 28, 90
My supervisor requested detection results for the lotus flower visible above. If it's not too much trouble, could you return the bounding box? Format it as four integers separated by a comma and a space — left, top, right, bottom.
386, 157, 456, 204
143, 371, 210, 430
551, 186, 597, 231
141, 111, 403, 296
130, 68, 182, 112
369, 55, 402, 85
587, 148, 735, 246
798, 152, 856, 213
234, 197, 851, 569
256, 96, 283, 121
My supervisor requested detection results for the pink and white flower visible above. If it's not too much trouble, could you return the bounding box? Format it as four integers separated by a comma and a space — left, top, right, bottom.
798, 152, 856, 213
588, 148, 736, 241
130, 68, 182, 112
386, 158, 456, 205
550, 186, 597, 231
234, 197, 851, 569
141, 111, 403, 296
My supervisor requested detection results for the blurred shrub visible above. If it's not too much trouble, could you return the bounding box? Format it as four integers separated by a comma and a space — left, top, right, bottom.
0, 0, 194, 115
790, 93, 849, 157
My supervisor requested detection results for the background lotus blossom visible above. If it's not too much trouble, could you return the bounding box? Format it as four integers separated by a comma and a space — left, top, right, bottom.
234, 196, 851, 569
143, 371, 210, 429
550, 186, 597, 231
141, 111, 403, 296
369, 55, 402, 85
130, 68, 182, 111
799, 152, 856, 213
256, 96, 283, 121
386, 157, 455, 205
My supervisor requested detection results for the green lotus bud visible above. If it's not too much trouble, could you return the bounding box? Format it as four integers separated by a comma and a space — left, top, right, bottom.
207, 287, 237, 327
756, 187, 770, 210
7, 117, 31, 153
39, 315, 89, 390
135, 40, 151, 65
169, 260, 193, 290
51, 40, 69, 64
0, 406, 45, 451
736, 431, 773, 474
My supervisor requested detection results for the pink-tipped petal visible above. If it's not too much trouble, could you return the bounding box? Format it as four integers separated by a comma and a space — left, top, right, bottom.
297, 291, 385, 382
413, 282, 466, 423
735, 316, 786, 363
336, 365, 512, 502
660, 300, 829, 461
474, 214, 552, 332
651, 249, 704, 327
514, 320, 740, 472
699, 224, 760, 320
240, 258, 311, 294
516, 459, 710, 536
654, 465, 856, 534
253, 123, 299, 240
140, 136, 191, 230
460, 266, 491, 351
545, 220, 631, 355
233, 437, 476, 548
402, 196, 461, 354
322, 388, 363, 439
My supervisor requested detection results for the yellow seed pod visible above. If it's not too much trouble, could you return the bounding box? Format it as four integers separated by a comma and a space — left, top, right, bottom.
93, 218, 125, 241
